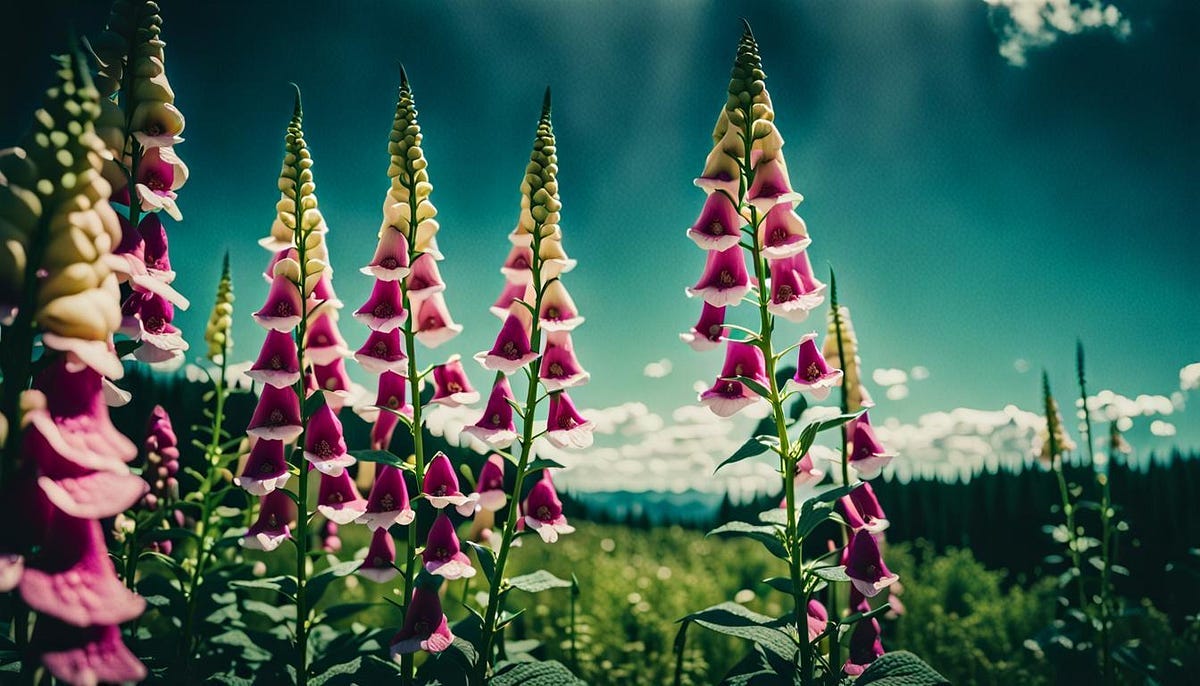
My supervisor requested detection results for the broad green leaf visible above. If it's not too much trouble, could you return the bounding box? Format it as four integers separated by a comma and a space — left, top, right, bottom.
708, 521, 789, 561
854, 650, 949, 685
725, 375, 772, 401
465, 540, 497, 581
310, 657, 362, 686
683, 602, 798, 663
489, 660, 586, 686
525, 457, 565, 474
810, 564, 850, 583
307, 560, 361, 606
348, 449, 409, 470
508, 570, 572, 593
717, 435, 780, 472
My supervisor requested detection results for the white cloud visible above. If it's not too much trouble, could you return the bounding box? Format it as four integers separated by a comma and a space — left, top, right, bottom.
886, 384, 910, 401
1181, 362, 1200, 392
910, 366, 930, 381
643, 358, 673, 378
1150, 420, 1177, 437
872, 368, 908, 387
984, 0, 1131, 67
1014, 358, 1031, 373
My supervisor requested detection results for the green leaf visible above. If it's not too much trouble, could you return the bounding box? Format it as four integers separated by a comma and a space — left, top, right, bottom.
682, 602, 798, 663
230, 575, 298, 598
761, 577, 793, 594
854, 650, 949, 685
243, 599, 293, 624
307, 561, 361, 606
210, 629, 273, 663
303, 389, 328, 415
814, 408, 866, 433
725, 375, 772, 401
489, 660, 586, 686
466, 540, 497, 581
716, 435, 780, 472
708, 521, 789, 561
508, 570, 573, 593
348, 449, 410, 470
788, 394, 809, 424
310, 657, 362, 686
318, 602, 381, 623
525, 457, 565, 474
810, 564, 850, 583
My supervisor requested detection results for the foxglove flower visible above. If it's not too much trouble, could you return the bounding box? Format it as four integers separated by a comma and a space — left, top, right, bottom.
254, 272, 304, 332
242, 489, 294, 551
246, 329, 302, 388
31, 619, 147, 685
539, 331, 590, 391
490, 281, 528, 318
357, 465, 415, 530
141, 405, 180, 508
430, 355, 480, 406
843, 616, 885, 676
758, 204, 811, 260
319, 520, 341, 553
234, 439, 290, 496
389, 586, 453, 656
846, 481, 889, 533
354, 328, 407, 375
746, 153, 802, 213
119, 291, 188, 363
680, 302, 727, 352
305, 310, 351, 365
1035, 373, 1077, 466
474, 455, 507, 512
358, 528, 399, 583
766, 254, 824, 322
360, 227, 411, 281
538, 279, 584, 332
806, 599, 829, 643
412, 292, 462, 347
316, 470, 368, 525
422, 452, 479, 516
500, 245, 534, 284
134, 145, 187, 221
475, 311, 538, 373
686, 245, 750, 307
847, 412, 894, 480
313, 360, 356, 411
422, 513, 476, 579
545, 391, 594, 449
353, 279, 407, 333
523, 471, 574, 543
247, 384, 303, 442
686, 191, 743, 251
785, 333, 842, 400
844, 529, 898, 598
463, 376, 518, 448
699, 341, 768, 417
304, 402, 354, 476
405, 253, 446, 297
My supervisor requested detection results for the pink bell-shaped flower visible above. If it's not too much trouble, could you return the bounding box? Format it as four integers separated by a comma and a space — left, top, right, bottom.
474, 455, 507, 512
304, 402, 354, 476
247, 383, 303, 442
523, 471, 574, 543
679, 302, 727, 352
785, 333, 843, 400
358, 528, 399, 583
847, 413, 895, 480
845, 482, 890, 533
500, 244, 534, 284
422, 452, 479, 516
405, 253, 446, 298
253, 273, 304, 332
135, 145, 186, 220
538, 279, 584, 332
686, 191, 743, 251
242, 489, 295, 551
474, 312, 538, 374
422, 514, 476, 580
357, 465, 415, 530
246, 329, 302, 388
694, 127, 743, 198
353, 279, 408, 333
687, 245, 750, 308
304, 311, 350, 366
31, 619, 147, 685
412, 292, 463, 348
806, 599, 829, 643
699, 341, 768, 418
354, 328, 408, 375
316, 470, 368, 525
430, 355, 480, 406
844, 528, 899, 598
138, 213, 175, 281
758, 204, 811, 260
843, 615, 885, 676
545, 391, 594, 449
308, 273, 344, 310
747, 154, 803, 213
120, 291, 188, 363
312, 360, 354, 411
360, 228, 411, 281
235, 439, 290, 496
389, 586, 453, 655
463, 376, 518, 448
371, 411, 401, 452
766, 256, 823, 323
262, 248, 296, 284
490, 281, 528, 319
539, 331, 589, 391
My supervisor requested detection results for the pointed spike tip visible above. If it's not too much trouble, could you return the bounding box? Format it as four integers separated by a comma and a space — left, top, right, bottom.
542, 86, 552, 117
399, 63, 409, 89
740, 18, 755, 39
289, 83, 302, 118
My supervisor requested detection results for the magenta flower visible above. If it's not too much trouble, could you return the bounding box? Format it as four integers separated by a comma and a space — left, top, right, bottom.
848, 413, 895, 480
490, 281, 529, 318
538, 279, 584, 332
31, 619, 147, 685
806, 599, 829, 642
412, 292, 463, 348
686, 191, 743, 251
766, 256, 823, 323
545, 391, 594, 449
539, 331, 590, 391
247, 384, 303, 442
422, 513, 476, 580
304, 402, 354, 476
746, 154, 802, 213
687, 245, 750, 307
242, 489, 295, 551
788, 453, 827, 506
354, 328, 408, 375
844, 529, 899, 598
474, 455, 508, 512
785, 333, 843, 401
474, 312, 538, 374
262, 248, 296, 284
371, 411, 401, 452
843, 616, 885, 676
463, 376, 518, 448
312, 360, 354, 411
430, 355, 480, 406
353, 279, 408, 333
234, 439, 290, 496
304, 311, 350, 366
308, 273, 344, 310
699, 341, 768, 418
119, 291, 188, 363
360, 228, 411, 281
758, 204, 811, 260
247, 329, 302, 388
389, 586, 453, 656
138, 213, 175, 281
500, 244, 534, 284
846, 482, 890, 533
134, 145, 187, 220
405, 253, 446, 298
316, 470, 368, 525
358, 528, 399, 583
523, 472, 574, 543
320, 521, 342, 554
421, 452, 479, 516
679, 302, 727, 352
357, 464, 415, 530
373, 370, 413, 420
253, 273, 304, 332
694, 128, 742, 198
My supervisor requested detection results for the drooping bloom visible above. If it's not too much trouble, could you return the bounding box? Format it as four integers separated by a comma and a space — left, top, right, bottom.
246, 384, 303, 442
353, 279, 407, 333
421, 452, 479, 517
686, 245, 750, 308
359, 227, 410, 281
463, 376, 518, 448
246, 329, 302, 388
405, 253, 445, 297
843, 529, 899, 598
766, 254, 824, 323
523, 471, 575, 543
134, 144, 188, 220
545, 391, 594, 449
119, 290, 189, 363
31, 618, 147, 686
412, 292, 463, 348
303, 402, 354, 476
539, 331, 590, 391
806, 599, 829, 643
785, 333, 843, 400
680, 302, 727, 352
538, 279, 585, 332
430, 355, 480, 406
758, 204, 811, 260
474, 455, 508, 512
389, 586, 453, 656
500, 244, 535, 284
141, 405, 180, 509
304, 310, 351, 366
686, 191, 744, 251
843, 616, 885, 676
847, 413, 895, 480
699, 340, 768, 417
234, 439, 290, 496
241, 489, 295, 551
746, 153, 803, 213
354, 328, 407, 375
253, 273, 304, 332
475, 311, 538, 374
357, 465, 415, 530
316, 470, 368, 525
358, 528, 399, 583
846, 481, 889, 533
422, 514, 476, 580
490, 281, 529, 319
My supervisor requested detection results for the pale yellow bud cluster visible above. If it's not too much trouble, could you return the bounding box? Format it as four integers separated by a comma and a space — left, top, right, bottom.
1037, 391, 1077, 466
823, 306, 871, 412
0, 52, 123, 346
204, 253, 234, 361
512, 90, 570, 262
381, 68, 440, 257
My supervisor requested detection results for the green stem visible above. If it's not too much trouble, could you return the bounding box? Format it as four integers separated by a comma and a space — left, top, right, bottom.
1077, 344, 1113, 685
828, 275, 850, 684
291, 163, 313, 686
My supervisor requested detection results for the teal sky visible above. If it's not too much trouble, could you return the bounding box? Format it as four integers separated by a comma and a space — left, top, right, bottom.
2, 1, 1196, 484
